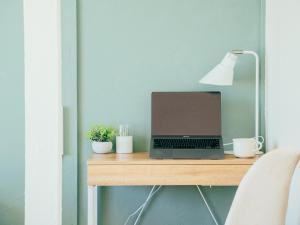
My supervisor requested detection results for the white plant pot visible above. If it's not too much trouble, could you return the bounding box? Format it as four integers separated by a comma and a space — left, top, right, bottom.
92, 141, 112, 154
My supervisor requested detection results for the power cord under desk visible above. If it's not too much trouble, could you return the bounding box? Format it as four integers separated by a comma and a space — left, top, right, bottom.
123, 185, 219, 225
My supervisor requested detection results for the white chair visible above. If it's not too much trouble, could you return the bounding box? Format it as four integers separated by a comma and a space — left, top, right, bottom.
225, 149, 300, 225
285, 160, 300, 225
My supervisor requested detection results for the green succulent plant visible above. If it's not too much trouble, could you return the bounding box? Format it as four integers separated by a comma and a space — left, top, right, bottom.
86, 125, 116, 142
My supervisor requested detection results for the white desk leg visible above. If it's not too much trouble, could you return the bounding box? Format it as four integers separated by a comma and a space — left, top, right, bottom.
88, 185, 98, 225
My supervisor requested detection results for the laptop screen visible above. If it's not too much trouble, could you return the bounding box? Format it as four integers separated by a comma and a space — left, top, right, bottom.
151, 92, 221, 136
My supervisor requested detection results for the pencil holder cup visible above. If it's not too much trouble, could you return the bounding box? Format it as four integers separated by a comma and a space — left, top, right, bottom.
116, 136, 133, 154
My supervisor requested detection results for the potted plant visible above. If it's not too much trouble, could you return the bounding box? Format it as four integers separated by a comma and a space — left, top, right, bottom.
87, 125, 116, 153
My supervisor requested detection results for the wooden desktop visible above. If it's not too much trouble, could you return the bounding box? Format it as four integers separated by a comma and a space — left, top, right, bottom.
87, 152, 259, 225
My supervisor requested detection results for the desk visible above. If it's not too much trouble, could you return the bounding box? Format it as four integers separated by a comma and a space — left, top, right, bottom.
87, 152, 259, 225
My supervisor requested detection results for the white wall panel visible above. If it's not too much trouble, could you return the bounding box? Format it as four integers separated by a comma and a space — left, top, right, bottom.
266, 1, 300, 224
266, 0, 300, 150
24, 0, 62, 224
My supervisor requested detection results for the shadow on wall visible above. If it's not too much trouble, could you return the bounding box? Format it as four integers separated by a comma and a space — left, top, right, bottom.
0, 201, 24, 225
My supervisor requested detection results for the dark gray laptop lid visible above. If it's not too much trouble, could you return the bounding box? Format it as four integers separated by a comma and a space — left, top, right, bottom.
151, 92, 221, 136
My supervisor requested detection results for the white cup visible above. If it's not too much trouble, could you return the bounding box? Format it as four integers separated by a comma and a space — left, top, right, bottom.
233, 137, 264, 158
116, 136, 133, 154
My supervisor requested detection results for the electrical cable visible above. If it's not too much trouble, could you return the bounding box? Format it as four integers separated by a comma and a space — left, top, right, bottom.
124, 185, 162, 225
124, 185, 219, 225
223, 136, 265, 155
196, 185, 219, 225
223, 136, 265, 147
223, 142, 233, 146
133, 186, 161, 225
123, 204, 146, 225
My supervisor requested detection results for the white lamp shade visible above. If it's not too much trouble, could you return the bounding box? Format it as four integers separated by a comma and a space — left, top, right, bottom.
199, 52, 238, 86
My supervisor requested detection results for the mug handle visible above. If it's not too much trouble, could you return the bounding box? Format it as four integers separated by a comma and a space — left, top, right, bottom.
256, 136, 265, 144
256, 141, 263, 151
254, 136, 264, 153
253, 139, 263, 155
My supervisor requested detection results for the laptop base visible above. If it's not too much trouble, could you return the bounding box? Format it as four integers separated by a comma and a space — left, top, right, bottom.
150, 136, 224, 159
150, 148, 224, 159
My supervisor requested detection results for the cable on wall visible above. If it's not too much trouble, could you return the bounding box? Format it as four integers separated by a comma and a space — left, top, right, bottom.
124, 185, 219, 225
124, 186, 162, 225
196, 185, 219, 225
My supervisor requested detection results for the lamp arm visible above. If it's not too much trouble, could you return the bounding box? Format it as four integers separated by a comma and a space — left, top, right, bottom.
233, 50, 260, 147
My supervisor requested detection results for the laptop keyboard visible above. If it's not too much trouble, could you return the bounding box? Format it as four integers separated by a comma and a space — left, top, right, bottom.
153, 138, 221, 149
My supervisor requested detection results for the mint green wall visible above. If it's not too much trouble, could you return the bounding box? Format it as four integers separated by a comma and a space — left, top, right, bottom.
62, 0, 78, 224
77, 0, 264, 224
0, 1, 24, 225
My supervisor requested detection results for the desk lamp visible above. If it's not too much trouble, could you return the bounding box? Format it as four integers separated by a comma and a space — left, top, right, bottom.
199, 50, 260, 148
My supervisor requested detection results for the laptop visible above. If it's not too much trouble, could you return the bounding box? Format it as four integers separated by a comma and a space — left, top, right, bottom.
150, 92, 224, 159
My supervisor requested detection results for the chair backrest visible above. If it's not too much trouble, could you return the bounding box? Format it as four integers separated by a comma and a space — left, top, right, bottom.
225, 149, 300, 225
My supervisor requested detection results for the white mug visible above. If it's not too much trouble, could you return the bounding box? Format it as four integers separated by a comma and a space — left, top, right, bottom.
232, 137, 264, 158
116, 136, 133, 154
